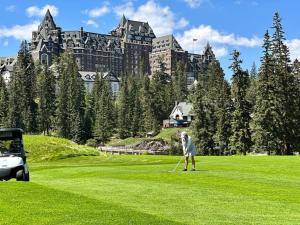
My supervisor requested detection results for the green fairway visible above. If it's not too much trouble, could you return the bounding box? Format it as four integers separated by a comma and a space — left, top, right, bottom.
1, 153, 300, 225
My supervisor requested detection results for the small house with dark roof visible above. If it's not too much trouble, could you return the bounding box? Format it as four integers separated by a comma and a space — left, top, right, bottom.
163, 102, 194, 127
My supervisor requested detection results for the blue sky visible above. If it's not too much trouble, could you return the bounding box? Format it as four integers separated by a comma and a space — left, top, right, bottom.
1, 0, 300, 79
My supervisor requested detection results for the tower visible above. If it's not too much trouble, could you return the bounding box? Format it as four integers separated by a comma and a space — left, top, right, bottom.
30, 9, 62, 66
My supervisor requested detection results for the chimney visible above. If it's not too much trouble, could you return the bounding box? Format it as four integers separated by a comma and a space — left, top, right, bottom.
80, 27, 84, 37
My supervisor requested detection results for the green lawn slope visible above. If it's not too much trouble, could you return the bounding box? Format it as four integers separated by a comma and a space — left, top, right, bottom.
24, 135, 99, 162
1, 139, 300, 225
107, 127, 190, 146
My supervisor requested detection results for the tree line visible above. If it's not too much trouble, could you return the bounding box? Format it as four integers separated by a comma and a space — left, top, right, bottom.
191, 13, 300, 155
0, 43, 186, 145
0, 12, 299, 155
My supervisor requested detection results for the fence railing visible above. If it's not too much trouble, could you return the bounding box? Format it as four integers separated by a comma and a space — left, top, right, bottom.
98, 146, 147, 155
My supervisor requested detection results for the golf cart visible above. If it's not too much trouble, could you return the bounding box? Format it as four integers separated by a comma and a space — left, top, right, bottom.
0, 128, 30, 181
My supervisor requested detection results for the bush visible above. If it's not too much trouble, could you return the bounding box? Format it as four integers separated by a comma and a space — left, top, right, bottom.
86, 139, 97, 147
169, 133, 183, 155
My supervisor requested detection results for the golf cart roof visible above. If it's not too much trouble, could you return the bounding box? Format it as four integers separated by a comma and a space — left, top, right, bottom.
0, 128, 23, 140
0, 128, 23, 133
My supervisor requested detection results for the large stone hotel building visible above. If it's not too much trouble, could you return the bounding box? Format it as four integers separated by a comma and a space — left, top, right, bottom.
1, 10, 215, 89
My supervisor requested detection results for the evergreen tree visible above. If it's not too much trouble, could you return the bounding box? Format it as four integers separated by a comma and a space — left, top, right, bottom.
191, 82, 212, 155
191, 59, 232, 155
117, 76, 131, 139
37, 64, 56, 135
56, 51, 86, 143
292, 59, 300, 151
270, 12, 299, 154
94, 78, 114, 142
69, 57, 86, 144
229, 50, 252, 155
128, 77, 143, 137
0, 75, 9, 127
83, 90, 94, 140
8, 41, 38, 132
247, 62, 258, 114
56, 52, 72, 138
215, 80, 232, 155
150, 57, 173, 128
173, 61, 187, 102
140, 75, 157, 135
252, 31, 277, 154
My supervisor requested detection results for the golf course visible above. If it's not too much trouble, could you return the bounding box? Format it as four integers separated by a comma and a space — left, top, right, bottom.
0, 135, 300, 225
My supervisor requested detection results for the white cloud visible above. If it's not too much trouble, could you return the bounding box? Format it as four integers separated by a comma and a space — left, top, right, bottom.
3, 40, 9, 47
84, 5, 110, 18
213, 47, 228, 58
26, 5, 58, 17
5, 5, 16, 12
176, 25, 261, 58
83, 19, 99, 28
184, 0, 205, 8
0, 21, 40, 40
114, 0, 189, 37
177, 18, 189, 29
286, 39, 300, 60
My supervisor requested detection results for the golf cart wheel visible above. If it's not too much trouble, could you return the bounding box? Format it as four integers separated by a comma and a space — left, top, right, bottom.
24, 172, 30, 182
16, 169, 25, 181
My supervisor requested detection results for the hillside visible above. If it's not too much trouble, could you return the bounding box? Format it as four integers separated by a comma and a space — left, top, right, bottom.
24, 135, 99, 162
107, 127, 190, 146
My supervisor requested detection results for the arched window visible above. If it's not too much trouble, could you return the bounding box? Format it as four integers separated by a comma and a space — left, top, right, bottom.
41, 53, 48, 65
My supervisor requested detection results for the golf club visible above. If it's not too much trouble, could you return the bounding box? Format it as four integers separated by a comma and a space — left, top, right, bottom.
169, 156, 185, 172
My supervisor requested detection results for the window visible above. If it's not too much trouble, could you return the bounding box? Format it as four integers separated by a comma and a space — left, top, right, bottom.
41, 53, 48, 65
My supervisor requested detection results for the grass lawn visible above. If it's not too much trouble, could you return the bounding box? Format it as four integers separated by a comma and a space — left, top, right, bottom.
0, 136, 300, 225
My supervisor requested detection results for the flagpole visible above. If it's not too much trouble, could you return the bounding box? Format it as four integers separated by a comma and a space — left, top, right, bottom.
192, 38, 198, 54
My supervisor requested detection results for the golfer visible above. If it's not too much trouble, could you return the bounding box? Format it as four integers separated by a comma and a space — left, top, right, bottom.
181, 131, 196, 171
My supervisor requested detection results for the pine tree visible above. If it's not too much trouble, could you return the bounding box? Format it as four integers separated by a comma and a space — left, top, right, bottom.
252, 31, 277, 154
191, 82, 212, 155
94, 78, 114, 142
270, 12, 299, 154
56, 52, 72, 138
0, 74, 9, 127
292, 59, 300, 151
191, 59, 232, 155
140, 75, 156, 135
69, 57, 86, 144
173, 61, 187, 102
247, 62, 258, 114
128, 76, 143, 137
83, 90, 94, 140
8, 41, 38, 132
229, 50, 252, 155
37, 64, 56, 135
56, 51, 86, 143
215, 80, 232, 155
150, 58, 173, 128
117, 76, 131, 139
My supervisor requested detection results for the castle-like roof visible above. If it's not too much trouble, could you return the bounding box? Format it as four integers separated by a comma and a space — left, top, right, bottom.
152, 35, 185, 53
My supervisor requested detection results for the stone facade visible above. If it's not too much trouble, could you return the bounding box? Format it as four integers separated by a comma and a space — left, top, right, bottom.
30, 11, 156, 77
0, 10, 217, 91
150, 35, 188, 76
111, 15, 156, 75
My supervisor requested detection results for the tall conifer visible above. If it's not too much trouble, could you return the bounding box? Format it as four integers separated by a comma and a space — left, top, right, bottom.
229, 50, 252, 155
